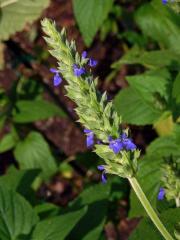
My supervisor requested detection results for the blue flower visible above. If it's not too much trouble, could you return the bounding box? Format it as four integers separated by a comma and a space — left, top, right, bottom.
97, 165, 107, 184
108, 133, 136, 154
84, 129, 94, 147
109, 136, 123, 154
89, 58, 98, 67
73, 64, 86, 77
162, 0, 168, 4
158, 188, 165, 200
82, 51, 87, 59
121, 133, 136, 151
50, 68, 62, 86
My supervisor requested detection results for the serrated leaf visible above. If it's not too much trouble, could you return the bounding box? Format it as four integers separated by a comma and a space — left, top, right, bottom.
114, 87, 162, 125
0, 0, 49, 41
0, 186, 39, 240
31, 207, 87, 240
13, 99, 66, 123
129, 208, 180, 240
135, 1, 180, 54
73, 0, 114, 46
14, 131, 57, 179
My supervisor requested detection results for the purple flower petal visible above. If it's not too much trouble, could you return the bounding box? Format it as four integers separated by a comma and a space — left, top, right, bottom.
121, 133, 136, 151
97, 165, 105, 171
158, 188, 165, 200
50, 68, 58, 73
73, 64, 86, 77
84, 129, 92, 133
123, 139, 136, 151
102, 172, 107, 184
109, 138, 123, 154
97, 165, 107, 184
89, 58, 98, 67
108, 136, 113, 141
82, 51, 87, 59
121, 133, 127, 139
84, 129, 94, 148
86, 132, 94, 147
53, 73, 62, 86
162, 0, 168, 4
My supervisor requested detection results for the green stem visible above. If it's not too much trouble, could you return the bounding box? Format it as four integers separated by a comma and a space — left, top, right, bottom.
128, 177, 174, 240
175, 197, 180, 208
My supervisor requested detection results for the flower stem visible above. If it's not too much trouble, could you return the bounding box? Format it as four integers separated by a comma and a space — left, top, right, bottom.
128, 177, 174, 240
175, 197, 180, 208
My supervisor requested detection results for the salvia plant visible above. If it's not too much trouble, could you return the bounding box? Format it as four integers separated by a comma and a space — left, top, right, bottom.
41, 18, 176, 240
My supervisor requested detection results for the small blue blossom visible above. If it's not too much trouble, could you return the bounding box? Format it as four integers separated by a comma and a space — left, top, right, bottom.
89, 58, 98, 67
121, 133, 136, 151
162, 0, 168, 4
84, 129, 94, 148
73, 64, 86, 77
50, 68, 62, 86
97, 165, 107, 184
158, 188, 165, 200
109, 137, 123, 154
108, 133, 136, 154
97, 165, 105, 171
82, 51, 87, 59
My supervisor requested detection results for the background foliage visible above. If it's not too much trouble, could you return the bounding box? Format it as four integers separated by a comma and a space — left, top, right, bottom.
0, 0, 179, 239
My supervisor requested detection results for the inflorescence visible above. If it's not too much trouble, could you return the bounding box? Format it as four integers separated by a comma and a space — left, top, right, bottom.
42, 18, 140, 184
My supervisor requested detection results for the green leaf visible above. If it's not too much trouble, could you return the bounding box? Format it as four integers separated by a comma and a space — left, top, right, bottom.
0, 167, 39, 195
0, 186, 39, 240
129, 155, 163, 218
31, 207, 87, 240
14, 131, 57, 179
135, 1, 180, 54
13, 99, 66, 123
0, 0, 49, 41
114, 87, 162, 125
147, 135, 180, 158
0, 128, 19, 153
73, 0, 114, 46
172, 73, 180, 104
112, 46, 180, 70
68, 183, 110, 240
34, 203, 59, 220
126, 69, 170, 103
129, 208, 180, 240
